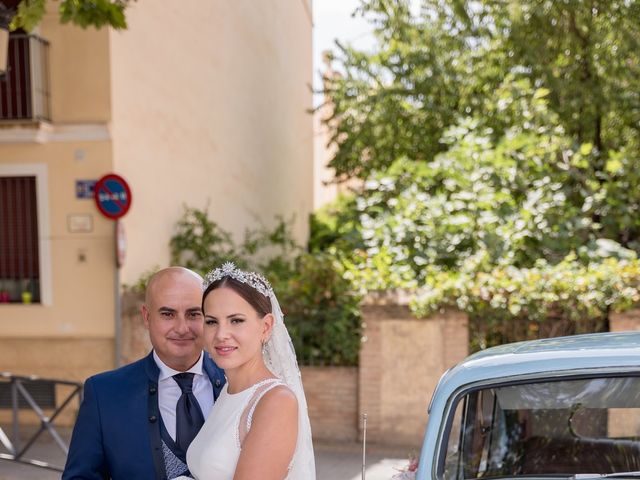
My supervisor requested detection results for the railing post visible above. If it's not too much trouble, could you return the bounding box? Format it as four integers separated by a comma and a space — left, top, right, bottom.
11, 378, 20, 454
28, 35, 36, 119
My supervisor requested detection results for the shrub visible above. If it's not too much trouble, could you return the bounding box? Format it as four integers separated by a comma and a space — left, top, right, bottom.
165, 205, 362, 366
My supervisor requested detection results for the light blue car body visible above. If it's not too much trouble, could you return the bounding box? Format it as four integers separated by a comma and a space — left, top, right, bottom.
416, 331, 640, 480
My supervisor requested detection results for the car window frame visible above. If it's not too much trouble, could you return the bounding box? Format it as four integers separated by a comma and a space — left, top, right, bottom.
433, 368, 640, 480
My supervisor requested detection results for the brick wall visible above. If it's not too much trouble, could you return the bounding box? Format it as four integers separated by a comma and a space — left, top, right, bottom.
610, 308, 640, 332
117, 290, 469, 448
119, 292, 361, 442
120, 291, 151, 365
359, 291, 469, 446
0, 338, 114, 425
301, 366, 358, 442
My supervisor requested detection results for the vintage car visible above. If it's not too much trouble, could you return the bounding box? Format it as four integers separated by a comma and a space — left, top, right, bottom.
416, 331, 640, 479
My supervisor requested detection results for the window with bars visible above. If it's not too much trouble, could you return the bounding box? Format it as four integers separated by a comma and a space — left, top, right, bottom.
0, 32, 51, 122
0, 176, 41, 303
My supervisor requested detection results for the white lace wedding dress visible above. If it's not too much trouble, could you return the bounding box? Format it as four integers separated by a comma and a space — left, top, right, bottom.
180, 378, 302, 480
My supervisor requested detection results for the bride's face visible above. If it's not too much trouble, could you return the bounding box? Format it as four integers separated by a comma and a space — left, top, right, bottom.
202, 286, 273, 371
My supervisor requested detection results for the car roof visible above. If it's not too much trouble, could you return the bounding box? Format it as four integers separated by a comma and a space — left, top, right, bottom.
431, 332, 640, 405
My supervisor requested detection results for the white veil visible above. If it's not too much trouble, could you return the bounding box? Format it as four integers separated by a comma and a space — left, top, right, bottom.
263, 292, 316, 480
202, 262, 316, 479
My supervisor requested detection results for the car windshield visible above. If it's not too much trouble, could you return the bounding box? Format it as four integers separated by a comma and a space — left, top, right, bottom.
441, 375, 640, 479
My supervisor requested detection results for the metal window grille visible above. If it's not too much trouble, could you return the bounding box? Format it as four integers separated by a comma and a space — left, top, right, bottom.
0, 176, 40, 303
0, 33, 51, 122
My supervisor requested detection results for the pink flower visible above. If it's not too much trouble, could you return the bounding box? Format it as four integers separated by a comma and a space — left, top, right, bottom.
391, 455, 419, 480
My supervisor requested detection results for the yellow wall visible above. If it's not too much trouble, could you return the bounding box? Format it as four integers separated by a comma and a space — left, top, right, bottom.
109, 0, 314, 284
0, 0, 313, 378
40, 7, 112, 123
0, 5, 116, 344
0, 142, 115, 338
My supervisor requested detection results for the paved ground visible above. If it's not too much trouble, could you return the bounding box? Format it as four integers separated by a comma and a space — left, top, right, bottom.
0, 426, 414, 480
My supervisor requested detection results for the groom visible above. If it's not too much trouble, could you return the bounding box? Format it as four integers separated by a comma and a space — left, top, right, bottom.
63, 267, 225, 480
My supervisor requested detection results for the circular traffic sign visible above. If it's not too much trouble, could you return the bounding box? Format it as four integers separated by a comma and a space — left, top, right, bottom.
94, 174, 132, 220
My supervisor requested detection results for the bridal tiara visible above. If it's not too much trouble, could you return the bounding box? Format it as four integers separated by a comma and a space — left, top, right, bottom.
202, 262, 273, 298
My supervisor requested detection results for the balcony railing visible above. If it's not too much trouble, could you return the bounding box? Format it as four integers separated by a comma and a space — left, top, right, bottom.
0, 34, 51, 123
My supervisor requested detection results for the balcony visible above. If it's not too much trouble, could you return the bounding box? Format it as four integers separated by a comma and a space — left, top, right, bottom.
0, 34, 50, 123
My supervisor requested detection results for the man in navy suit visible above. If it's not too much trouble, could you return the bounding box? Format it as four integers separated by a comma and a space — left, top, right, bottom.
63, 267, 225, 480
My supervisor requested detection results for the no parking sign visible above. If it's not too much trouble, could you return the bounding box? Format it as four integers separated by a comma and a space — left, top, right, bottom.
94, 174, 132, 220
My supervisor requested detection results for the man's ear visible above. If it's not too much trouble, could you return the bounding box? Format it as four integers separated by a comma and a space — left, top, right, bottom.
141, 304, 150, 330
262, 313, 275, 341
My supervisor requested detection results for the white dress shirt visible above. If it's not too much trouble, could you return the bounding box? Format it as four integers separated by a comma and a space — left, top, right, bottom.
153, 351, 214, 441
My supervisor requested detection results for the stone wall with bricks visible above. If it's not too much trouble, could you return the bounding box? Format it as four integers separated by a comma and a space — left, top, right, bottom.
301, 366, 359, 442
610, 308, 640, 332
0, 338, 113, 425
114, 290, 468, 446
359, 291, 469, 446
120, 291, 151, 365
118, 292, 361, 442
601, 308, 640, 438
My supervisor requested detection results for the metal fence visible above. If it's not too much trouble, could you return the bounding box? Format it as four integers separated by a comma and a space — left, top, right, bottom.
0, 372, 82, 472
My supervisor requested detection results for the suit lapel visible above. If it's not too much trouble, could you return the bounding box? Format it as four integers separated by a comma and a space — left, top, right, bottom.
202, 352, 225, 400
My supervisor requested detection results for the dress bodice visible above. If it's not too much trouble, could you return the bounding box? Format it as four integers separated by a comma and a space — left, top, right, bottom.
185, 378, 286, 480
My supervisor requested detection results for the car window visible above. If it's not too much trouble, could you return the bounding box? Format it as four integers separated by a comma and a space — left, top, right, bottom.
441, 375, 640, 479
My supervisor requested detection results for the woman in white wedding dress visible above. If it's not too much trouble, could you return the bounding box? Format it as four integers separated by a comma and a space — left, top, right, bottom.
179, 262, 315, 480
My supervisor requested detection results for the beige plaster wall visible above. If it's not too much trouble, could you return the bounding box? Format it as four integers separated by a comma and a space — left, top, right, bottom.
109, 0, 314, 284
0, 142, 115, 339
0, 7, 117, 379
0, 0, 312, 381
39, 6, 112, 123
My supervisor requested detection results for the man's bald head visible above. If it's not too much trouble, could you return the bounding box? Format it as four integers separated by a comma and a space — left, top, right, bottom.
145, 267, 203, 304
142, 266, 205, 371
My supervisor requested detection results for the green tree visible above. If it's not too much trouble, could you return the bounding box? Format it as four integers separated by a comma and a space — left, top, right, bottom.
320, 0, 640, 256
2, 0, 131, 32
324, 0, 640, 183
167, 206, 362, 366
314, 0, 640, 349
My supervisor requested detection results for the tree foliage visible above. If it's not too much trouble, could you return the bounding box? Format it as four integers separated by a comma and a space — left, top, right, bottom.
167, 206, 362, 366
6, 0, 131, 32
412, 253, 639, 350
316, 0, 640, 347
324, 0, 640, 184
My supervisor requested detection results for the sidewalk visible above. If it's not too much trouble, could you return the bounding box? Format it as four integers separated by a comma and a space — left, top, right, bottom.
315, 441, 414, 480
0, 427, 413, 480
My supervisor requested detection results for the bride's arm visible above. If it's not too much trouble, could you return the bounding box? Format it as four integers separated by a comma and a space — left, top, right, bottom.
233, 385, 299, 480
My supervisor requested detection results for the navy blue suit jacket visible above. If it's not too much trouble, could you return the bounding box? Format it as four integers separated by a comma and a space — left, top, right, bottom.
62, 352, 225, 480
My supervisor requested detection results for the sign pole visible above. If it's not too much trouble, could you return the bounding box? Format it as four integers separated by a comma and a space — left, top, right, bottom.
114, 221, 122, 367
362, 413, 367, 480
94, 174, 132, 368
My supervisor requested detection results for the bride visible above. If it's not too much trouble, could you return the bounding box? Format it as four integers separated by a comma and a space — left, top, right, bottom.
179, 262, 315, 480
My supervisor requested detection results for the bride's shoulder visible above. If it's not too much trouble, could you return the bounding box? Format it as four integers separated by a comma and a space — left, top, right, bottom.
253, 383, 298, 418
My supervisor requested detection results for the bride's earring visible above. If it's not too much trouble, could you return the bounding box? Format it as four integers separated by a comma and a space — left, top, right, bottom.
261, 339, 267, 355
